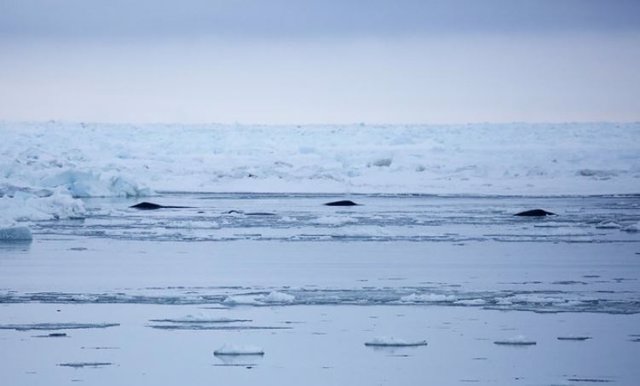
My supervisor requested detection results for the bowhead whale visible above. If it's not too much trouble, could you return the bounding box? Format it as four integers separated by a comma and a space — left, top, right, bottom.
514, 209, 556, 217
324, 200, 359, 206
130, 202, 192, 210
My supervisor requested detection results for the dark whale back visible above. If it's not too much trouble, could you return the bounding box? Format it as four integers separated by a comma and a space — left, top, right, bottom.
130, 202, 163, 210
130, 202, 191, 210
324, 200, 359, 206
514, 209, 556, 217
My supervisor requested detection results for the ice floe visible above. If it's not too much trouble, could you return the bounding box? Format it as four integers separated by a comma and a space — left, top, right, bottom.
399, 293, 457, 303
0, 322, 119, 331
149, 316, 252, 324
214, 344, 265, 356
557, 336, 592, 341
222, 291, 296, 305
2, 287, 639, 314
364, 337, 428, 347
493, 335, 537, 346
58, 362, 113, 368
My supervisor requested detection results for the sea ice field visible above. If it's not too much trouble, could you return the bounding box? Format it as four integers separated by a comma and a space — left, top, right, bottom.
1, 123, 640, 385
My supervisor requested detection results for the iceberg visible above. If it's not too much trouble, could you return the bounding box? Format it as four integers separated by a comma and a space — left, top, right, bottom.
0, 226, 32, 241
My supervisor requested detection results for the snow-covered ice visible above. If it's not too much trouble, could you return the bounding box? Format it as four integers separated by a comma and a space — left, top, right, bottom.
2, 122, 639, 225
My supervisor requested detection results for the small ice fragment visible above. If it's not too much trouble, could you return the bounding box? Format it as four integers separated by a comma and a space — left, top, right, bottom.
493, 335, 536, 346
364, 337, 428, 347
214, 344, 265, 356
557, 336, 591, 341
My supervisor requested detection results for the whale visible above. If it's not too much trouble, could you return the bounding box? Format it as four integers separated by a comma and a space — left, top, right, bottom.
130, 202, 192, 210
324, 200, 359, 206
514, 209, 556, 217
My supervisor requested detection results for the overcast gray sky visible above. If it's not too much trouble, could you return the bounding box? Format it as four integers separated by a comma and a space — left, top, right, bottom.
1, 0, 639, 124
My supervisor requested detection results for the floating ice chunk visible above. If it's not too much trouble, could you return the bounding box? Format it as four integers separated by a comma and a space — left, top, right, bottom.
58, 362, 113, 368
0, 226, 32, 241
34, 332, 68, 338
364, 337, 428, 347
622, 222, 640, 233
566, 378, 613, 383
150, 314, 252, 323
557, 336, 591, 341
259, 291, 295, 304
493, 335, 537, 346
400, 293, 457, 303
214, 344, 265, 356
595, 221, 622, 229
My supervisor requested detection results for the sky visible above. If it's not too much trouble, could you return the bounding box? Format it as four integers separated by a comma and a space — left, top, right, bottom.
0, 0, 639, 124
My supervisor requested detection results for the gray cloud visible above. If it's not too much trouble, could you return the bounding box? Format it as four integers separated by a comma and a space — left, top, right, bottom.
1, 0, 639, 124
1, 0, 639, 39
